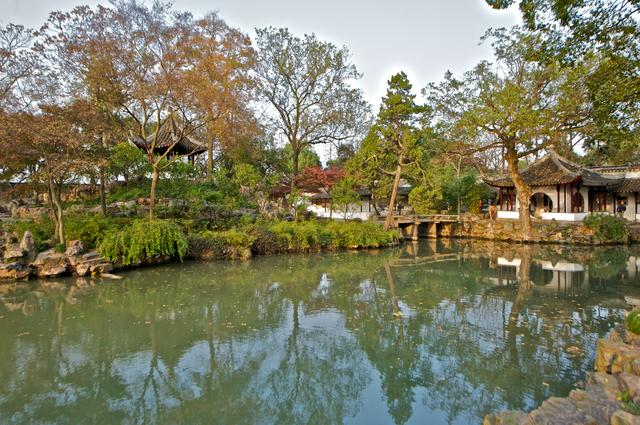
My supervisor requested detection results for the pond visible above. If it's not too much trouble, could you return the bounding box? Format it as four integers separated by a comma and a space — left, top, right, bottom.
1, 240, 639, 425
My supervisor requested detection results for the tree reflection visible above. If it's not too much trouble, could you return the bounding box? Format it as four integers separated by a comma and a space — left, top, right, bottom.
0, 241, 638, 424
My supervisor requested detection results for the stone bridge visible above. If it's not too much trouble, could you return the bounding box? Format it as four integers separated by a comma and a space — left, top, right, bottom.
391, 214, 459, 240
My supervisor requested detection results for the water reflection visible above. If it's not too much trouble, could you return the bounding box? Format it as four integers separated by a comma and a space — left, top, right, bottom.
1, 241, 638, 425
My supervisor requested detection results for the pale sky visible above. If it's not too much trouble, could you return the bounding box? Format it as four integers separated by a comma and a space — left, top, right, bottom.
1, 0, 521, 107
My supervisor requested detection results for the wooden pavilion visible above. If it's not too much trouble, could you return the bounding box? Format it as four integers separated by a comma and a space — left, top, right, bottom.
131, 117, 206, 164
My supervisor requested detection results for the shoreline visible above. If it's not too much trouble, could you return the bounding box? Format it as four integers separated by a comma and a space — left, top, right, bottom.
0, 237, 402, 282
484, 322, 640, 425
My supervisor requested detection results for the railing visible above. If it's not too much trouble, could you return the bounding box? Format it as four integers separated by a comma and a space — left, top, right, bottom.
393, 214, 459, 222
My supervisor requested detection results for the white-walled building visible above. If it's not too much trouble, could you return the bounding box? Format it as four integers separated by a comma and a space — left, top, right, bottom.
484, 150, 640, 222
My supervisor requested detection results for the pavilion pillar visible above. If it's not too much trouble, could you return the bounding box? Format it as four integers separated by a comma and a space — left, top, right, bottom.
569, 183, 574, 213
556, 185, 560, 212
563, 185, 567, 213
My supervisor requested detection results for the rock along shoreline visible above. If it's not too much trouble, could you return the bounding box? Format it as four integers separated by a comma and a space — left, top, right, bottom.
484, 323, 640, 425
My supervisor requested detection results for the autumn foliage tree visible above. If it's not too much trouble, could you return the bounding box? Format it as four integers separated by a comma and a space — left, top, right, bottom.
255, 27, 370, 197
180, 12, 258, 176
294, 166, 345, 192
43, 1, 259, 218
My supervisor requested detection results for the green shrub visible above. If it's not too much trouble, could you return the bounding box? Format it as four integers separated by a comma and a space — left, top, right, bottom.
617, 390, 640, 415
627, 310, 640, 335
189, 229, 254, 260
2, 217, 55, 252
268, 221, 321, 251
64, 214, 127, 248
247, 225, 285, 255
107, 182, 148, 203
247, 220, 399, 254
583, 213, 629, 243
98, 220, 188, 265
324, 221, 398, 249
464, 182, 492, 214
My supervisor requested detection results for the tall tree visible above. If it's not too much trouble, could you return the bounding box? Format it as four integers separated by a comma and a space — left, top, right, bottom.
373, 73, 428, 230
16, 103, 93, 245
35, 6, 127, 215
59, 1, 255, 218
425, 28, 590, 240
486, 0, 640, 164
0, 24, 37, 180
255, 27, 371, 197
182, 12, 258, 176
0, 24, 34, 112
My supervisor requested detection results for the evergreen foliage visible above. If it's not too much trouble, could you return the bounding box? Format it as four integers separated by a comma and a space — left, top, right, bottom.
408, 186, 442, 214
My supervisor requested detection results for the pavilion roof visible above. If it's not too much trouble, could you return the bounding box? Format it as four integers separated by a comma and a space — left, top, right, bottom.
131, 117, 206, 157
615, 179, 640, 194
483, 151, 621, 188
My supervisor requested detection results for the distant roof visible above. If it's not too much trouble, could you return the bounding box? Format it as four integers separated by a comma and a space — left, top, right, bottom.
589, 164, 640, 174
131, 116, 206, 157
483, 151, 621, 188
616, 179, 640, 194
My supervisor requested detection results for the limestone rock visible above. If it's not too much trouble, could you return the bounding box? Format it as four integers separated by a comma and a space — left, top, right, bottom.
523, 397, 597, 425
90, 262, 113, 274
569, 386, 620, 423
65, 240, 85, 257
596, 338, 640, 374
0, 262, 31, 280
32, 250, 69, 277
611, 410, 640, 425
3, 243, 24, 261
19, 230, 34, 253
621, 373, 640, 403
68, 250, 113, 276
483, 411, 527, 425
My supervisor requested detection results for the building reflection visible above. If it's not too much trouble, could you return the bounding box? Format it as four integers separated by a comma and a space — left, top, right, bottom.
1, 240, 639, 425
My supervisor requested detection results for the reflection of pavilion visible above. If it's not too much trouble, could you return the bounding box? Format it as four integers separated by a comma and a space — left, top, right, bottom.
493, 257, 588, 293
628, 257, 640, 279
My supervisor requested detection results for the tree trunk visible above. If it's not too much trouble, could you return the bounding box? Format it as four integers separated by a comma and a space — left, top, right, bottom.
289, 147, 300, 201
99, 134, 108, 216
505, 145, 533, 241
149, 164, 159, 220
51, 181, 66, 246
207, 138, 214, 177
384, 158, 403, 231
372, 198, 380, 216
99, 170, 107, 216
46, 176, 60, 242
456, 157, 462, 214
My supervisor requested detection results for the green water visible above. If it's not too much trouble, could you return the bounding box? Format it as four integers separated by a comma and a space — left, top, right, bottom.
1, 240, 639, 425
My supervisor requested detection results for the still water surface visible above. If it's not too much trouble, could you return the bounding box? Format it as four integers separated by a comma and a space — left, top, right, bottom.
1, 240, 639, 425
